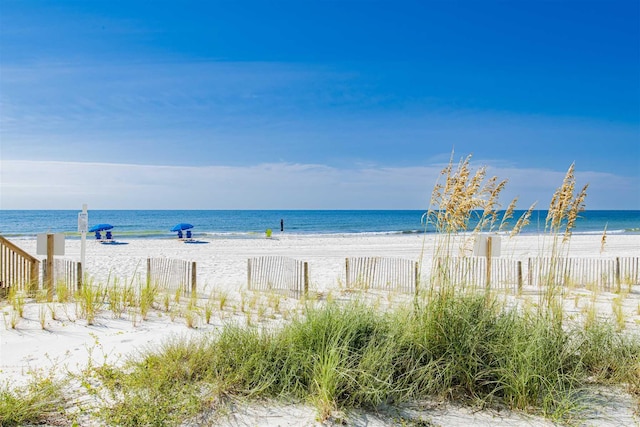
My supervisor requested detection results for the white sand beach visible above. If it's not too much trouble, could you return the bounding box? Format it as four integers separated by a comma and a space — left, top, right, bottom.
1, 233, 639, 426
8, 232, 640, 293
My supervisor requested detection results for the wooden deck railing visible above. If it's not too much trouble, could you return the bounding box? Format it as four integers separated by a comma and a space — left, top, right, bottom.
0, 235, 40, 295
247, 256, 308, 298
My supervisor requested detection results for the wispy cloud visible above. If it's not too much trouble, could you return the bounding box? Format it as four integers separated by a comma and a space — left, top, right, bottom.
2, 160, 636, 210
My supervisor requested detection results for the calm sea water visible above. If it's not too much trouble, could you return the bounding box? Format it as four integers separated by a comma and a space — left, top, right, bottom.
0, 210, 638, 239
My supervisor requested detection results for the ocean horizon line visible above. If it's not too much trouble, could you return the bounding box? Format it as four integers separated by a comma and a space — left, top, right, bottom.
1, 209, 638, 239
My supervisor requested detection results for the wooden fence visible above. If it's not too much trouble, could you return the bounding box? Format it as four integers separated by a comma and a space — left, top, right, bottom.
247, 256, 308, 298
0, 235, 40, 296
147, 258, 197, 296
48, 258, 82, 293
346, 257, 418, 294
428, 256, 639, 292
527, 257, 639, 292
431, 257, 522, 292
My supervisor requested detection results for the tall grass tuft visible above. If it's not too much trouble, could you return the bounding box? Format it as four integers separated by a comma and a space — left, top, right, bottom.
0, 375, 68, 426
54, 280, 72, 303
8, 287, 25, 318
107, 281, 126, 319
578, 320, 640, 392
76, 282, 104, 325
541, 163, 589, 313
418, 152, 537, 318
204, 300, 214, 324
545, 163, 589, 245
139, 280, 158, 320
217, 290, 229, 311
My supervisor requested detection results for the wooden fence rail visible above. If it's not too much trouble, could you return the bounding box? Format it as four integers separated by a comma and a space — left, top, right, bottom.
147, 258, 197, 296
0, 235, 40, 295
346, 257, 418, 294
247, 256, 308, 298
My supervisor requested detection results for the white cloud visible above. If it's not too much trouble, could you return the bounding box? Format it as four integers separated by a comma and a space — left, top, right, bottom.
1, 160, 637, 210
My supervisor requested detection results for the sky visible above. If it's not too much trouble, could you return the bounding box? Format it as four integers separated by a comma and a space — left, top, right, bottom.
1, 0, 639, 210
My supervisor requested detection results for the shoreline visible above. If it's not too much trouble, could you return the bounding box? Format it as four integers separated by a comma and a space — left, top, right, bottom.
2, 209, 639, 241
3, 228, 640, 241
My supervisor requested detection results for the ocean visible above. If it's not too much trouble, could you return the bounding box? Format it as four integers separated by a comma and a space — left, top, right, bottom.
0, 210, 638, 239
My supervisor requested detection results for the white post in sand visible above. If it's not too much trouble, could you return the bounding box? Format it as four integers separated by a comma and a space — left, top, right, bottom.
78, 204, 88, 272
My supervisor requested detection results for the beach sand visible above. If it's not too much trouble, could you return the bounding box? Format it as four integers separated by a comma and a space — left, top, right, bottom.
1, 233, 639, 426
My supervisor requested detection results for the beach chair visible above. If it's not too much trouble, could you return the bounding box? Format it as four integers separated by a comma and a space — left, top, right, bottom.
177, 230, 183, 239
95, 231, 102, 240
105, 231, 113, 241
186, 230, 192, 239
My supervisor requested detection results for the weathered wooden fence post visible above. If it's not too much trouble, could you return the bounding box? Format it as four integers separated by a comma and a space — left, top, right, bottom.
485, 236, 492, 290
146, 258, 151, 286
76, 262, 83, 292
30, 259, 40, 294
191, 261, 197, 294
247, 258, 252, 290
345, 258, 350, 288
517, 261, 523, 293
46, 234, 54, 301
615, 257, 621, 293
303, 261, 309, 297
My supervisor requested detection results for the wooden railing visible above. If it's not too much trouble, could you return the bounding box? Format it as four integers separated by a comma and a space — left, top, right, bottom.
147, 258, 197, 296
346, 257, 418, 294
0, 235, 40, 295
247, 256, 308, 298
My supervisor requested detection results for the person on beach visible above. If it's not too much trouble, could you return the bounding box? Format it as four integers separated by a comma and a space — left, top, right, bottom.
280, 219, 284, 232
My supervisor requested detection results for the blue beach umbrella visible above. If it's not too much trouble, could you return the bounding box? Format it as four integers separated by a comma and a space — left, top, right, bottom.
170, 223, 194, 232
89, 223, 114, 232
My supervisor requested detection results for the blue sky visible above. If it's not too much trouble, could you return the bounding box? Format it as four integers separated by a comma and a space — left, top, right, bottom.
1, 0, 638, 209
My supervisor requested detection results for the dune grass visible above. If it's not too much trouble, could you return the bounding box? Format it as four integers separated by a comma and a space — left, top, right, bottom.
2, 292, 637, 426
0, 375, 68, 426
83, 295, 639, 426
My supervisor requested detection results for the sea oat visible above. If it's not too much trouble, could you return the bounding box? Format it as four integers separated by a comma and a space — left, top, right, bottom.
600, 224, 608, 254
564, 183, 589, 242
547, 163, 576, 233
510, 202, 537, 237
499, 197, 518, 232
